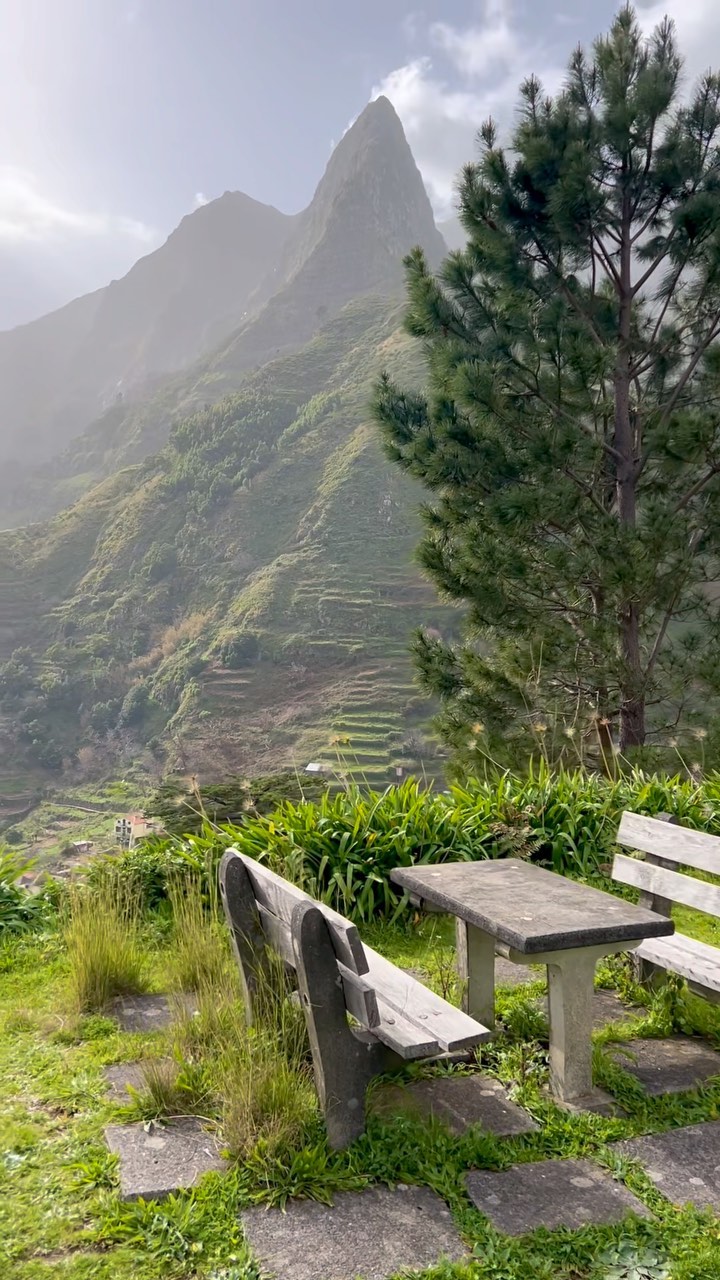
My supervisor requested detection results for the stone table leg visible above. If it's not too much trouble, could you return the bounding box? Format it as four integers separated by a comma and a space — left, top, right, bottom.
506, 939, 640, 1113
456, 919, 496, 1028
546, 950, 598, 1106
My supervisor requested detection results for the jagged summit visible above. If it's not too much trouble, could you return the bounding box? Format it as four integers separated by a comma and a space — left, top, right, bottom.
0, 96, 445, 516
206, 96, 445, 380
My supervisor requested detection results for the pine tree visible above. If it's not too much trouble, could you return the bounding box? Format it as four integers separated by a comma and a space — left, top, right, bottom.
374, 7, 720, 767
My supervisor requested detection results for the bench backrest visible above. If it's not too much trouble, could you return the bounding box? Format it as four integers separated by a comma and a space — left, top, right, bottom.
222, 848, 381, 1028
612, 812, 720, 921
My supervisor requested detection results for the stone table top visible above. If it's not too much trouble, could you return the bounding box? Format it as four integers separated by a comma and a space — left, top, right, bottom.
390, 859, 674, 954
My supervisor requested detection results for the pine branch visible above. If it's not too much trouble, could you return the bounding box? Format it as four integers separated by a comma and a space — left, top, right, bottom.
657, 315, 720, 426
672, 463, 720, 513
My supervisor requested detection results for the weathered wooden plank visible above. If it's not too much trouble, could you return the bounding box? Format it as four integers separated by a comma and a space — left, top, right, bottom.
362, 944, 491, 1053
334, 962, 380, 1029
227, 850, 368, 975
635, 932, 720, 994
371, 1002, 442, 1058
617, 813, 720, 877
255, 904, 381, 1028
255, 903, 295, 965
613, 852, 720, 919
228, 849, 489, 1052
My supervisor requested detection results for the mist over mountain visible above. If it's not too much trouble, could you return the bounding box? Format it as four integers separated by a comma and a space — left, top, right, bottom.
0, 193, 293, 471
0, 97, 444, 505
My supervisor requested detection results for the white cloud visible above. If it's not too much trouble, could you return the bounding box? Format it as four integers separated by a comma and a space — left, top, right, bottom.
372, 0, 564, 217
194, 191, 209, 207
374, 0, 720, 220
0, 166, 156, 246
636, 0, 720, 82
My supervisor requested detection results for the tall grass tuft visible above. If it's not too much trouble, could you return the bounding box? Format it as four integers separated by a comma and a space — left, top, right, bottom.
137, 875, 317, 1157
166, 869, 228, 993
64, 872, 148, 1013
216, 951, 315, 1160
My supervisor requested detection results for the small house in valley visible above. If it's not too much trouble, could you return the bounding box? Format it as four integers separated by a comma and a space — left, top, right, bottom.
114, 813, 163, 849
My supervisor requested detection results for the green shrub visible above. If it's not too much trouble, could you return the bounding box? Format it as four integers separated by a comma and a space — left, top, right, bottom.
117, 680, 152, 728
0, 847, 44, 935
230, 777, 532, 922
82, 764, 720, 927
85, 838, 208, 912
228, 766, 720, 922
218, 631, 259, 667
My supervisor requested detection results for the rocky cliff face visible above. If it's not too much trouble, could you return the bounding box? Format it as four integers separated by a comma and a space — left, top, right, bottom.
0, 192, 293, 467
209, 96, 446, 376
0, 97, 447, 532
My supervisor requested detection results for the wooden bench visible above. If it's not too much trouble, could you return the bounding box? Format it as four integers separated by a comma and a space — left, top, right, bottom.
219, 848, 491, 1147
612, 811, 720, 1004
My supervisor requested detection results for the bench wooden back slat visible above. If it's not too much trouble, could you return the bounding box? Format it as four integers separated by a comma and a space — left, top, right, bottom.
613, 852, 720, 920
253, 902, 383, 1035
230, 848, 369, 975
616, 812, 720, 877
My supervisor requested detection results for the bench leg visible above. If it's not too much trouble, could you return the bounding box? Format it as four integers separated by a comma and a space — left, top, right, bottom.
219, 850, 271, 1024
632, 953, 667, 991
292, 901, 396, 1149
456, 919, 496, 1028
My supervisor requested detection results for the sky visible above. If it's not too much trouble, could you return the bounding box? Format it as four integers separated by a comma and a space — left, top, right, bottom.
1, 0, 719, 330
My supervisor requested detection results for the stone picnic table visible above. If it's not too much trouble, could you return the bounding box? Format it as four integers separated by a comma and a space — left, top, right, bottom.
390, 859, 674, 1111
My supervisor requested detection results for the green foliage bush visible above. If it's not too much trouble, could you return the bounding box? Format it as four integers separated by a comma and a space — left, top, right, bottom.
218, 631, 259, 668
89, 699, 121, 733
118, 681, 151, 728
0, 847, 45, 935
82, 764, 720, 925
148, 771, 325, 836
227, 766, 720, 921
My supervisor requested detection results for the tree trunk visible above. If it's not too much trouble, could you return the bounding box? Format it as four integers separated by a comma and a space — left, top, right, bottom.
619, 692, 645, 751
614, 190, 646, 750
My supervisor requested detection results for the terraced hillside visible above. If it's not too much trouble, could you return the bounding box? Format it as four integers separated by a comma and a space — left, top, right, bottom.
0, 296, 456, 793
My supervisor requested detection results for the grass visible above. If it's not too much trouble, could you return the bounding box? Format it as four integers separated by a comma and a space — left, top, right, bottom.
165, 872, 229, 993
2, 864, 720, 1278
63, 872, 148, 1013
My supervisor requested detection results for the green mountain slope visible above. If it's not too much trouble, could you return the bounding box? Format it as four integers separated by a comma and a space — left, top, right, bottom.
0, 296, 455, 798
0, 97, 445, 531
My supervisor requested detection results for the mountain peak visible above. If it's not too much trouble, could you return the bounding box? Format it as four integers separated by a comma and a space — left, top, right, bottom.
352, 94, 405, 135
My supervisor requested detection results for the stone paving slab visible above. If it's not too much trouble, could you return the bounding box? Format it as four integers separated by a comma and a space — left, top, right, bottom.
374, 1073, 537, 1137
619, 1121, 720, 1210
466, 1158, 650, 1235
590, 989, 639, 1029
495, 957, 544, 988
105, 1118, 226, 1200
242, 1185, 467, 1280
538, 988, 638, 1032
104, 1062, 152, 1103
607, 1036, 720, 1095
109, 993, 197, 1032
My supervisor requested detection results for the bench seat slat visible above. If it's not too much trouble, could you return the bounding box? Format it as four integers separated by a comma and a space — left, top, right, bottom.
635, 932, 720, 995
617, 813, 720, 877
612, 853, 720, 920
362, 945, 491, 1053
371, 1003, 442, 1058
